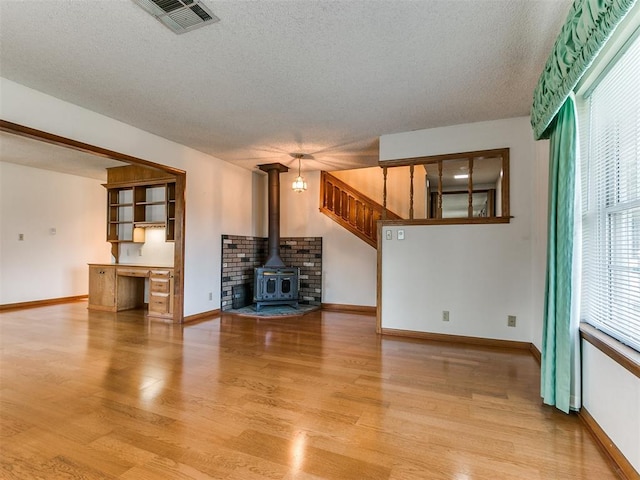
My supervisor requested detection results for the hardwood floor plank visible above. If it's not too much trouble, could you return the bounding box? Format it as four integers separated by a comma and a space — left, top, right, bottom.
0, 303, 623, 479
229, 429, 391, 480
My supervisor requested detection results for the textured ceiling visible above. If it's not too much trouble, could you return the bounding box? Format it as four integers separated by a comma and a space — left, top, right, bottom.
0, 0, 570, 174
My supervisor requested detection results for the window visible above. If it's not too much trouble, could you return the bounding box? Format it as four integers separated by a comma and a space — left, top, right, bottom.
579, 31, 640, 351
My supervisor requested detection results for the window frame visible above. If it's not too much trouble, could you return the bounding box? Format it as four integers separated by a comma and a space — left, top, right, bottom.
576, 18, 640, 355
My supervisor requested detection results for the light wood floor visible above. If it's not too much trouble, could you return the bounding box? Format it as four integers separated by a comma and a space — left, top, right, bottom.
0, 302, 619, 479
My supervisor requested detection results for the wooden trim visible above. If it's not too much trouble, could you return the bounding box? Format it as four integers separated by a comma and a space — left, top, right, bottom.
381, 217, 511, 226
103, 178, 176, 189
501, 148, 510, 218
319, 171, 401, 248
183, 309, 221, 324
578, 407, 638, 480
376, 221, 382, 334
378, 147, 509, 168
321, 303, 377, 315
580, 323, 640, 379
321, 172, 401, 220
320, 208, 377, 248
529, 343, 542, 365
172, 173, 186, 324
380, 328, 532, 350
0, 295, 88, 312
106, 164, 176, 185
0, 120, 186, 176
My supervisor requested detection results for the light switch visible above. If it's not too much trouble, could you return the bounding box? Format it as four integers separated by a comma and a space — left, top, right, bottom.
385, 230, 392, 240
397, 229, 405, 240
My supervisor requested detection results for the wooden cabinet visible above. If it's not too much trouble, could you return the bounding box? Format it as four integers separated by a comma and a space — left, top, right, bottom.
106, 183, 175, 244
134, 184, 166, 226
88, 265, 116, 311
148, 269, 174, 319
88, 264, 174, 318
104, 166, 178, 261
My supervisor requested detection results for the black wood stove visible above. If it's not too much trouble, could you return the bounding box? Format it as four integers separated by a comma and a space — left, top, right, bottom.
254, 163, 300, 311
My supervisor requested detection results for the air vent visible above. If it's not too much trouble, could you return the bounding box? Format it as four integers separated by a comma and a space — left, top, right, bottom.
133, 0, 220, 34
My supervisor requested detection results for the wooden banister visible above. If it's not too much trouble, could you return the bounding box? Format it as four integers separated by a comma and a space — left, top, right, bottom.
320, 171, 401, 248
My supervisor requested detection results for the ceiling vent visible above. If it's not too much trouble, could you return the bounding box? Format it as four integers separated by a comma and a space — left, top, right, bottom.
132, 0, 220, 34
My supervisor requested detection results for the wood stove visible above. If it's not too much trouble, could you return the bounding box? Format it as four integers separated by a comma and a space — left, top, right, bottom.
253, 163, 300, 311
254, 266, 299, 311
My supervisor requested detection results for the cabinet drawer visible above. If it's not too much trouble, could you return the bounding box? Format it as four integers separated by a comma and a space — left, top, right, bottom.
149, 294, 170, 314
150, 270, 171, 279
117, 268, 149, 277
150, 278, 170, 294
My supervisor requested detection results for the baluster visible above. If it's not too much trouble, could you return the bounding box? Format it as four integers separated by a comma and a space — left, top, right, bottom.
327, 183, 336, 212
468, 157, 474, 217
342, 191, 348, 220
365, 206, 372, 235
352, 196, 356, 224
382, 166, 388, 220
409, 164, 414, 220
437, 161, 443, 219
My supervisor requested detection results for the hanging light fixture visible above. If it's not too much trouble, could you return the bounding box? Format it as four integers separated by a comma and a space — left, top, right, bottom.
291, 154, 307, 193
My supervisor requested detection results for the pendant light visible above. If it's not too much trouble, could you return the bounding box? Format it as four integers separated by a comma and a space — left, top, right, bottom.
291, 154, 307, 192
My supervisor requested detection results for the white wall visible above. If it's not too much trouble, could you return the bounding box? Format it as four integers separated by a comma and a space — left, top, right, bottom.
0, 162, 111, 304
582, 342, 640, 473
380, 223, 533, 341
118, 227, 174, 266
0, 78, 255, 316
379, 117, 537, 341
279, 170, 377, 307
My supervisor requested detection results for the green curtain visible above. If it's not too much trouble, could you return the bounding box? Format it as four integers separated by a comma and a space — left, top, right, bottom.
541, 96, 579, 414
531, 0, 637, 140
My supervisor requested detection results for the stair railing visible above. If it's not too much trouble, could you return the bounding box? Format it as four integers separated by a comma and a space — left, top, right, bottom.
320, 171, 401, 248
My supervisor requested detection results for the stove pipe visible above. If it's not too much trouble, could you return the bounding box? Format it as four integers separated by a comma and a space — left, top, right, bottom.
258, 163, 289, 267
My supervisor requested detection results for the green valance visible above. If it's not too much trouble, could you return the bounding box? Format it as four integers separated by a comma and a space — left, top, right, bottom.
531, 0, 637, 140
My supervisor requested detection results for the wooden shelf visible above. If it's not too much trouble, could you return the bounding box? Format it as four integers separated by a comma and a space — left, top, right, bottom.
134, 221, 166, 228
104, 167, 177, 259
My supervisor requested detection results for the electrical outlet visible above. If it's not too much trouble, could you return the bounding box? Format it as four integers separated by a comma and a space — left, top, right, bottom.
208, 292, 213, 301
508, 315, 516, 327
18, 233, 24, 241
442, 310, 450, 322
385, 230, 392, 240
397, 229, 405, 240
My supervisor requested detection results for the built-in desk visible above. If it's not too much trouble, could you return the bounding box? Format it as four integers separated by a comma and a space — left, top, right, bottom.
88, 264, 174, 319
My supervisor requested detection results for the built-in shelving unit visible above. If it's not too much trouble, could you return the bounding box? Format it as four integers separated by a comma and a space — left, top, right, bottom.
107, 187, 134, 242
104, 165, 178, 260
107, 183, 175, 242
134, 184, 166, 226
166, 182, 176, 242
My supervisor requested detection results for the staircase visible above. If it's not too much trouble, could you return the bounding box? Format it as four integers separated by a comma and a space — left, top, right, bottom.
320, 171, 401, 248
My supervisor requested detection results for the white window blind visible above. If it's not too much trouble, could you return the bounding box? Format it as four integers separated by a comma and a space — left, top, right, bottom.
580, 31, 640, 352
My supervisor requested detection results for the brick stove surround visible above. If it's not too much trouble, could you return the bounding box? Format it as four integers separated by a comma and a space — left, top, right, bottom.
221, 235, 322, 311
